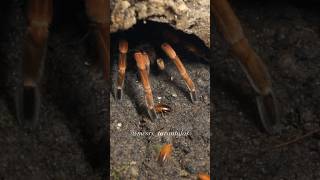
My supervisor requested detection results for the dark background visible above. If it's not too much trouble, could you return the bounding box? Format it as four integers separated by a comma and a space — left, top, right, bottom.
0, 0, 107, 179
213, 0, 320, 179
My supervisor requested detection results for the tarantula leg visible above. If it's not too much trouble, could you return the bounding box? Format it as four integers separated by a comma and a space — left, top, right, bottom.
85, 0, 109, 82
134, 52, 158, 121
116, 39, 128, 100
213, 0, 279, 133
16, 0, 53, 126
161, 43, 197, 103
162, 30, 211, 62
143, 52, 151, 75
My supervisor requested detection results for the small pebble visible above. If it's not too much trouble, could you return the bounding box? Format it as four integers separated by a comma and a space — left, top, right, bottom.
203, 95, 209, 104
172, 93, 177, 98
180, 170, 189, 177
185, 164, 196, 174
116, 123, 122, 130
130, 166, 139, 178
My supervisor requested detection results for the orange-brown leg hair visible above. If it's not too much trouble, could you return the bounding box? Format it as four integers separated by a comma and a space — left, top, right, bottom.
134, 52, 158, 121
161, 43, 197, 103
116, 39, 128, 100
143, 52, 151, 75
85, 0, 109, 83
213, 0, 279, 133
17, 0, 53, 125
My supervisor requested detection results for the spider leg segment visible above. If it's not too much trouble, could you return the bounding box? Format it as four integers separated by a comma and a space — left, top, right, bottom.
133, 52, 158, 121
143, 52, 151, 75
197, 172, 211, 180
85, 0, 109, 82
154, 103, 172, 114
116, 39, 128, 100
161, 43, 197, 103
158, 144, 173, 163
162, 30, 211, 62
16, 0, 53, 126
213, 0, 279, 133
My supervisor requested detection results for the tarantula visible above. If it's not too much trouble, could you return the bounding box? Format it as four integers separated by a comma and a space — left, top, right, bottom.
16, 0, 279, 133
112, 20, 210, 121
113, 0, 279, 132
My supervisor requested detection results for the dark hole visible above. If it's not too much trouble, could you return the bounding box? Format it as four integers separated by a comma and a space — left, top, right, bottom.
111, 20, 210, 68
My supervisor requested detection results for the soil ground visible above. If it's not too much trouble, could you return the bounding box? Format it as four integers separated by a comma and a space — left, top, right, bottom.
0, 1, 107, 179
213, 1, 320, 179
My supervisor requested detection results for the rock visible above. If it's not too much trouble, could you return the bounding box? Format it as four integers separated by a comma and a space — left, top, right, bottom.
172, 93, 178, 98
130, 165, 139, 178
180, 170, 189, 177
185, 164, 196, 174
111, 0, 210, 46
116, 122, 122, 130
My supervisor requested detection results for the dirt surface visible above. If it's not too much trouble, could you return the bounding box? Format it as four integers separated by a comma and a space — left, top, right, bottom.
213, 1, 320, 179
0, 1, 107, 179
110, 22, 210, 179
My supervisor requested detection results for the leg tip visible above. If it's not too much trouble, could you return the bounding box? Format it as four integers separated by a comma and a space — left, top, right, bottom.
16, 85, 41, 128
190, 91, 198, 103
256, 92, 280, 134
116, 89, 123, 100
147, 108, 158, 121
